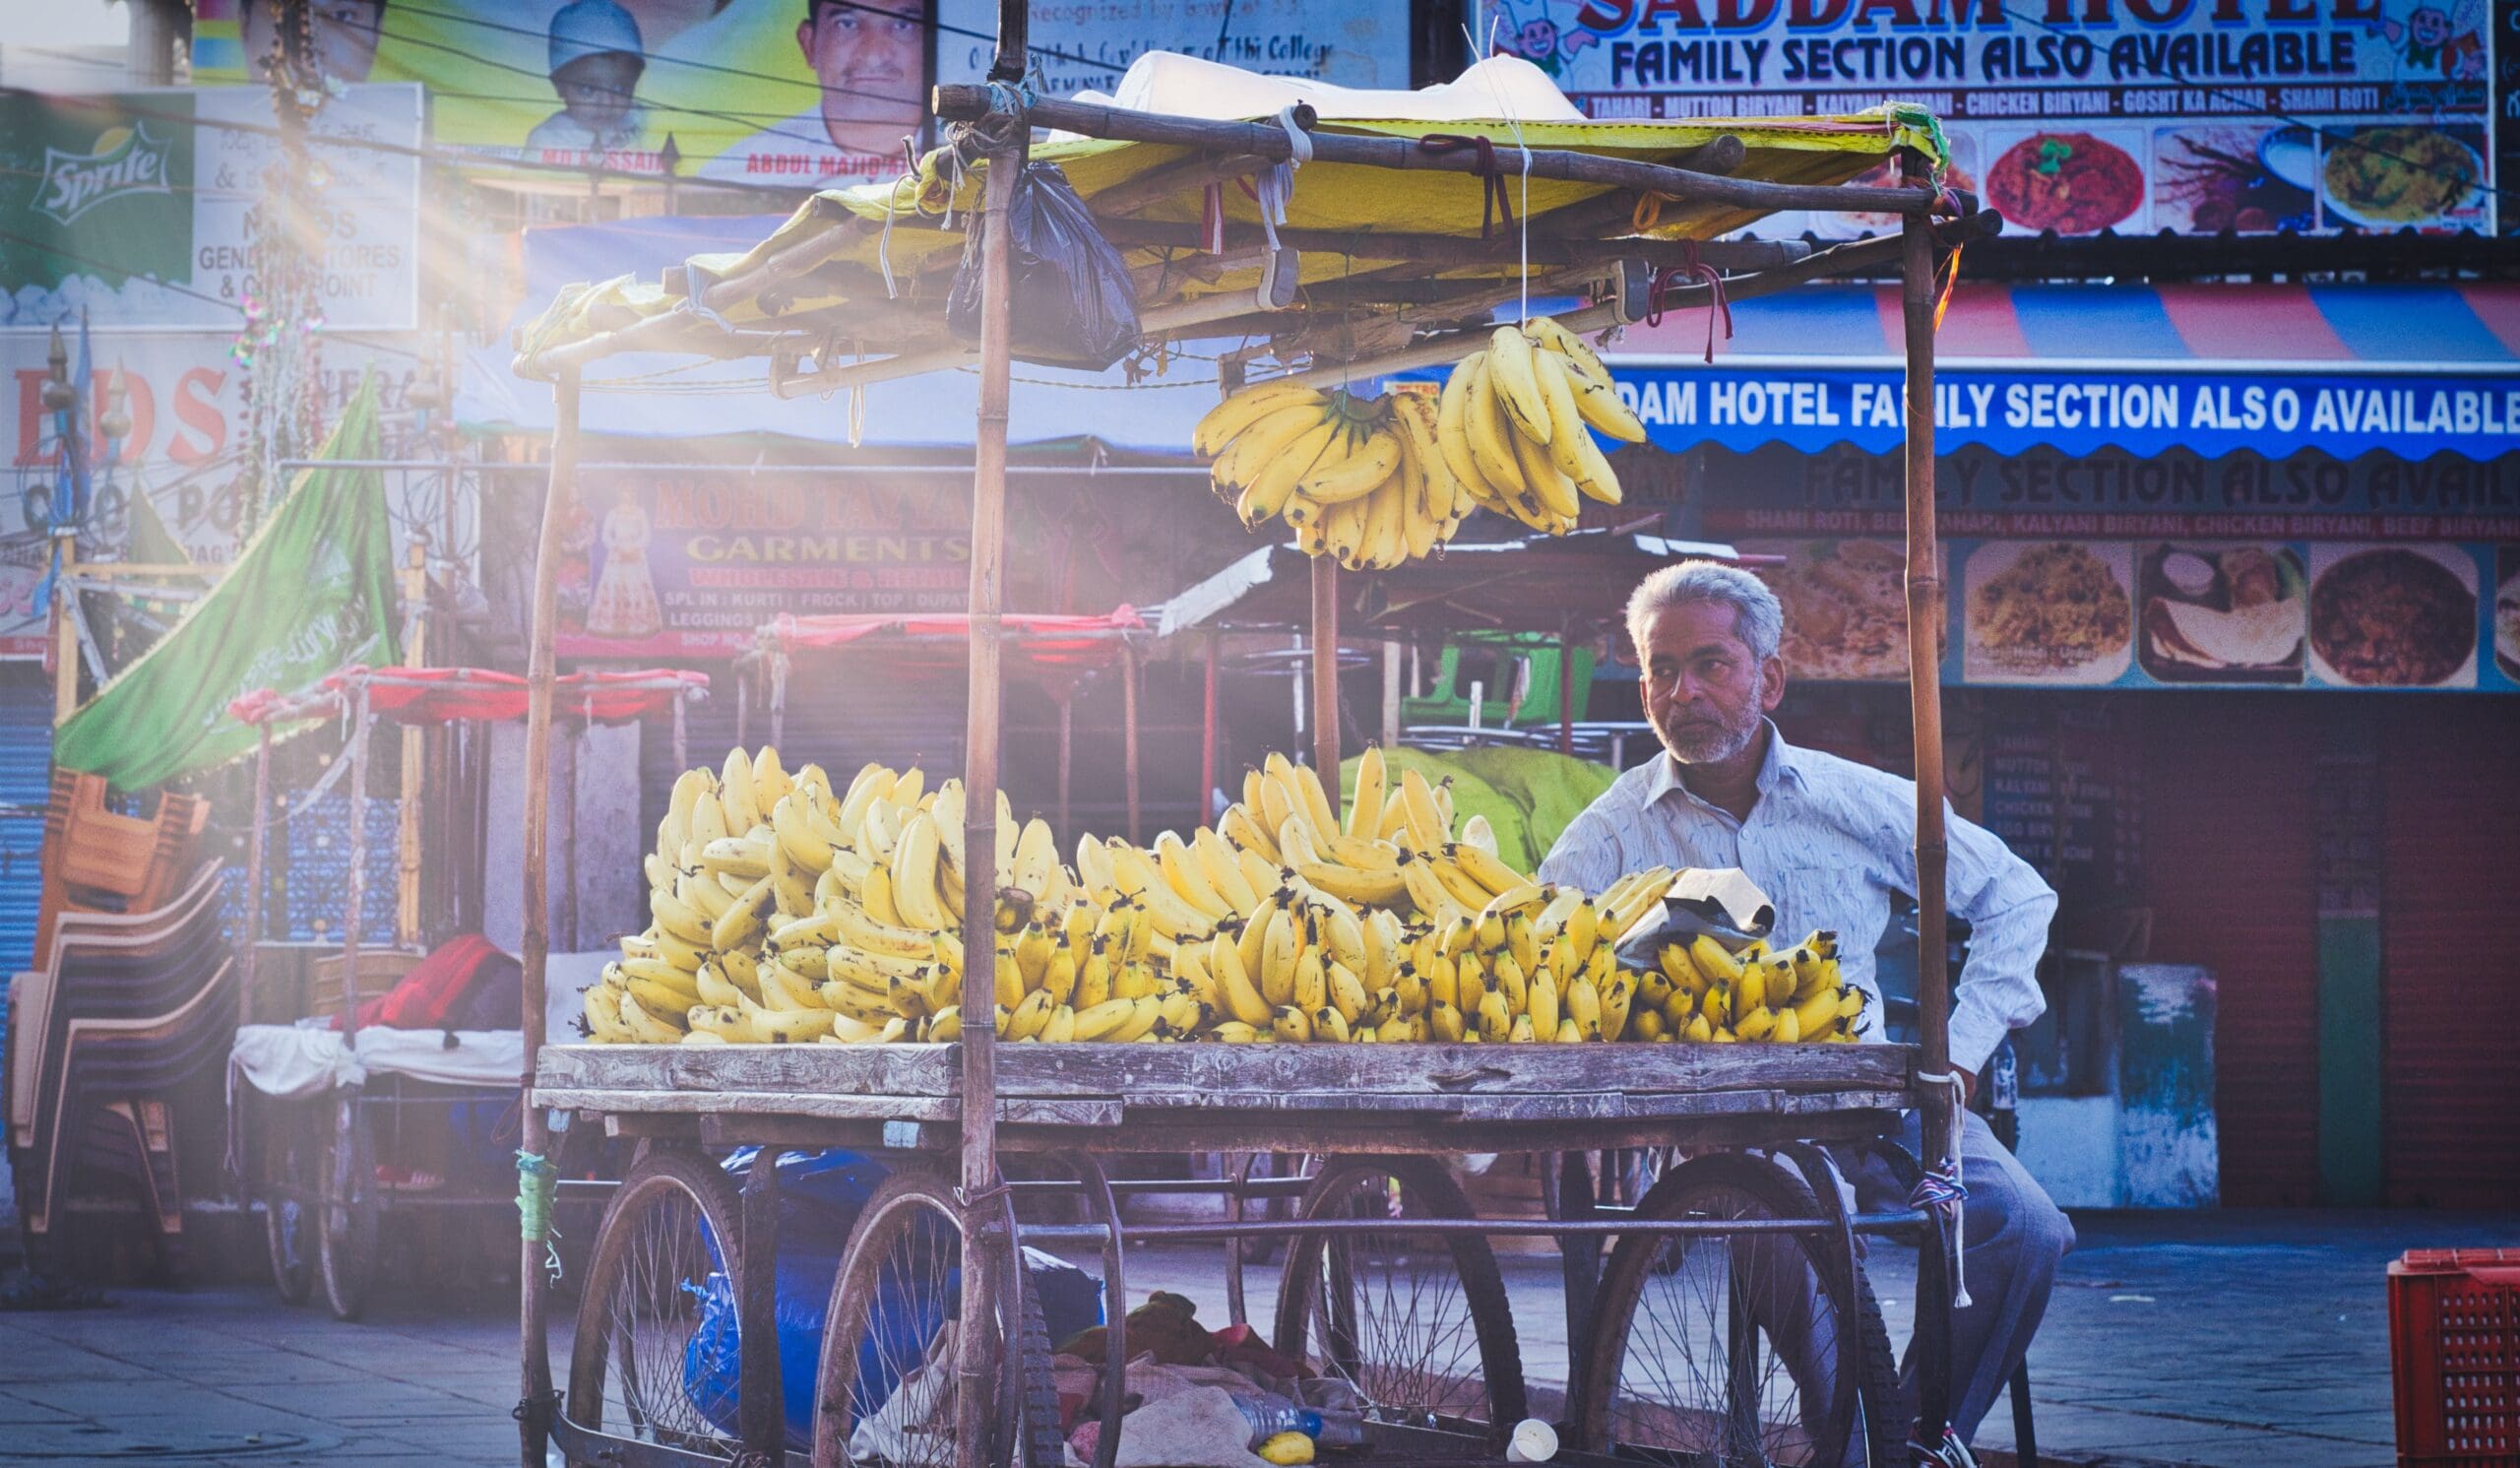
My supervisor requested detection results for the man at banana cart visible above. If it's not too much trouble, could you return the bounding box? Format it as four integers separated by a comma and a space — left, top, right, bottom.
1539, 561, 2074, 1453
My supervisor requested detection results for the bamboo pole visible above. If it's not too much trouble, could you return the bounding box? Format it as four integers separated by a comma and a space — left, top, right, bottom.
241, 725, 273, 1028
51, 536, 76, 725
1557, 623, 1576, 756
933, 88, 1937, 216
953, 131, 1020, 1468
1900, 165, 1955, 1169
1310, 557, 1340, 803
1121, 641, 1141, 845
343, 685, 368, 1040
1200, 631, 1220, 824
515, 366, 578, 1468
398, 542, 427, 947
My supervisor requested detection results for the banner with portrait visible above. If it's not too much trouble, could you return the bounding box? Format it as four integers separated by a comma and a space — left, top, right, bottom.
192, 1, 1415, 191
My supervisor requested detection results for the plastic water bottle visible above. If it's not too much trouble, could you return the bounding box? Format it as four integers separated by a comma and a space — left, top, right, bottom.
1230, 1395, 1367, 1448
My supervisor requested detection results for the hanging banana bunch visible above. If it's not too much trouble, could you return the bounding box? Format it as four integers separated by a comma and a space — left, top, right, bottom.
1433, 315, 1647, 536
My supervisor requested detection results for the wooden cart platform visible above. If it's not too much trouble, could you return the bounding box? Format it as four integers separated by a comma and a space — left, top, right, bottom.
536, 1041, 1915, 1156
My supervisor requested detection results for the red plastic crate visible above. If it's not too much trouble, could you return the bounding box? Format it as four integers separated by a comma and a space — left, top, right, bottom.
2392, 1249, 2520, 1467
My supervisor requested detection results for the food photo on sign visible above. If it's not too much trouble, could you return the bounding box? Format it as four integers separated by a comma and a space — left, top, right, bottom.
2135, 543, 2308, 685
1962, 541, 2136, 686
2498, 546, 2520, 683
2306, 542, 2481, 688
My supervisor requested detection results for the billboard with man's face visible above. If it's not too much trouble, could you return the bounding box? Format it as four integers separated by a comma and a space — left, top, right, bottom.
191, 1, 1413, 189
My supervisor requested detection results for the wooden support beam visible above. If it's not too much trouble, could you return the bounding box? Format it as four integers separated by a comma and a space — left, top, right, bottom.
1310, 558, 1340, 797
1271, 210, 1998, 388
933, 87, 1938, 216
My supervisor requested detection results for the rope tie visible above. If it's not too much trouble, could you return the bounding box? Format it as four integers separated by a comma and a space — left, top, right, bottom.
1246, 106, 1314, 255
1630, 191, 1672, 233
1420, 135, 1517, 240
1645, 241, 1732, 364
516, 1149, 563, 1278
1906, 1071, 1974, 1309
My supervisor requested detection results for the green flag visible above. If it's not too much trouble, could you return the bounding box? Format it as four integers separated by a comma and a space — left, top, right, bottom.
55, 378, 400, 791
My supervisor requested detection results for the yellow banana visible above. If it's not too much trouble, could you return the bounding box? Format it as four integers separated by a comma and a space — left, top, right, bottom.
1271, 1005, 1314, 1043
1211, 933, 1274, 1026
889, 813, 949, 930
1298, 426, 1403, 505
1487, 324, 1551, 445
1194, 379, 1326, 457
1690, 934, 1745, 985
1213, 401, 1337, 490
1530, 315, 1647, 442
1508, 406, 1582, 520
1237, 419, 1340, 528
1347, 746, 1387, 841
710, 876, 777, 952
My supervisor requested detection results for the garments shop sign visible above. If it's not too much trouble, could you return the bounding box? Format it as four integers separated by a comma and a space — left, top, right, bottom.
558, 469, 972, 659
1500, 0, 2493, 235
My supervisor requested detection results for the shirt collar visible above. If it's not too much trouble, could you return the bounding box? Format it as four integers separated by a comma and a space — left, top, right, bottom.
1644, 720, 1802, 813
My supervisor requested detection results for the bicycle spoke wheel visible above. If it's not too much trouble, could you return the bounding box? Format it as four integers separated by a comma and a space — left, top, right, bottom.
811, 1170, 1061, 1468
1576, 1153, 1897, 1468
1273, 1156, 1525, 1436
569, 1148, 746, 1460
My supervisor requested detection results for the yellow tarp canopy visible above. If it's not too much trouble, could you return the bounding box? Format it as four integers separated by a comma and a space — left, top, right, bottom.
516, 106, 1946, 368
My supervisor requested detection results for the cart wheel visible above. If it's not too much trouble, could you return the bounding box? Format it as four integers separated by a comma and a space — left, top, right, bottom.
811, 1169, 1064, 1468
567, 1147, 748, 1461
1571, 1152, 1901, 1468
316, 1093, 380, 1321
1272, 1156, 1527, 1438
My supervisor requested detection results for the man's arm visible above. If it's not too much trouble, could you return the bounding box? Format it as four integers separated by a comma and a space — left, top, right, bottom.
1935, 807, 2059, 1082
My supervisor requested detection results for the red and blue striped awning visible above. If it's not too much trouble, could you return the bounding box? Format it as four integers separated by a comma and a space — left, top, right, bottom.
1604, 284, 2520, 462
1616, 283, 2520, 369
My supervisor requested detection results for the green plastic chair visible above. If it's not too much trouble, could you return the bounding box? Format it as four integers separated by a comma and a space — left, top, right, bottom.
1398, 634, 1595, 730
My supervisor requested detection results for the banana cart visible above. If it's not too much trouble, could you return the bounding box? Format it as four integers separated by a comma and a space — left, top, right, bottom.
501, 31, 1993, 1468
226, 665, 706, 1319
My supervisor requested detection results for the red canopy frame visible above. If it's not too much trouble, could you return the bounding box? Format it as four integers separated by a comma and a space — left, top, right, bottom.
228, 665, 710, 1042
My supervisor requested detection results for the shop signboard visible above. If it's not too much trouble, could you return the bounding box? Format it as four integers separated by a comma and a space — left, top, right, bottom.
1670, 433, 2520, 692
558, 468, 973, 659
0, 85, 423, 331
1497, 0, 2494, 235
190, 1, 1411, 192
0, 334, 426, 659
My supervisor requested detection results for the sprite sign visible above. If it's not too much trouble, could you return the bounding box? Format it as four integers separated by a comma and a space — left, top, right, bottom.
0, 86, 419, 331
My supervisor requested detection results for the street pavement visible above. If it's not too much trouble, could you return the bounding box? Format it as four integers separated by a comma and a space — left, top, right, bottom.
0, 1209, 2503, 1467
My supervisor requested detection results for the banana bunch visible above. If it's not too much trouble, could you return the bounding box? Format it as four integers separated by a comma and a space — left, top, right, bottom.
583, 745, 1866, 1051
1195, 383, 1468, 569
1639, 929, 1868, 1045
1432, 317, 1646, 536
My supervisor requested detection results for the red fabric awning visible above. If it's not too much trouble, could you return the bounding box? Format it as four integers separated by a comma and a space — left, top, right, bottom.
227, 667, 710, 729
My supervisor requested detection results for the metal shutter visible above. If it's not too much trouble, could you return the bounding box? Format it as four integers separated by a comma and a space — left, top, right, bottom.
2140, 693, 2323, 1207
0, 669, 53, 977
2379, 697, 2520, 1209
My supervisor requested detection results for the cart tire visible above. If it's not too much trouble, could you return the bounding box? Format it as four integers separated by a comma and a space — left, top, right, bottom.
1571, 1152, 1901, 1468
1272, 1155, 1526, 1438
567, 1146, 749, 1461
810, 1169, 1063, 1468
316, 1093, 380, 1321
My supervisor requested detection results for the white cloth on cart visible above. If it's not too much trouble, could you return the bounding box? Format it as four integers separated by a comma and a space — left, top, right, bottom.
229, 1022, 527, 1098
1069, 51, 1585, 130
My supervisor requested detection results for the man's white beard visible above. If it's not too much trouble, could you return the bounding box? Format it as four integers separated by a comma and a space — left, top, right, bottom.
1657, 705, 1761, 765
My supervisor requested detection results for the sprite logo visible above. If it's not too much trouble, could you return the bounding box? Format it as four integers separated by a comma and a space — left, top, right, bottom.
36, 123, 171, 226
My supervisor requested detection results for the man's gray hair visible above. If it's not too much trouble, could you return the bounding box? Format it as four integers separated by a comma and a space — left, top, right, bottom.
1625, 560, 1784, 664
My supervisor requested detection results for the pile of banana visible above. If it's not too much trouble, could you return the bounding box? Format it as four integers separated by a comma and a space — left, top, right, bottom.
1192, 315, 1649, 566
1645, 931, 1869, 1044
1196, 384, 1464, 569
578, 743, 1865, 1050
1432, 317, 1647, 537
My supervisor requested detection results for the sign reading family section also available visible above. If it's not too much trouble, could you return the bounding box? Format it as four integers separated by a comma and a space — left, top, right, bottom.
0, 86, 422, 331
1490, 0, 2493, 235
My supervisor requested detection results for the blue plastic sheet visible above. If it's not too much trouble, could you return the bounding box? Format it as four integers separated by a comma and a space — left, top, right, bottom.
681, 1150, 1101, 1451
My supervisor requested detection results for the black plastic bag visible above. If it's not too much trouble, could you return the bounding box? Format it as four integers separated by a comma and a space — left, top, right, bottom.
947, 161, 1141, 371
